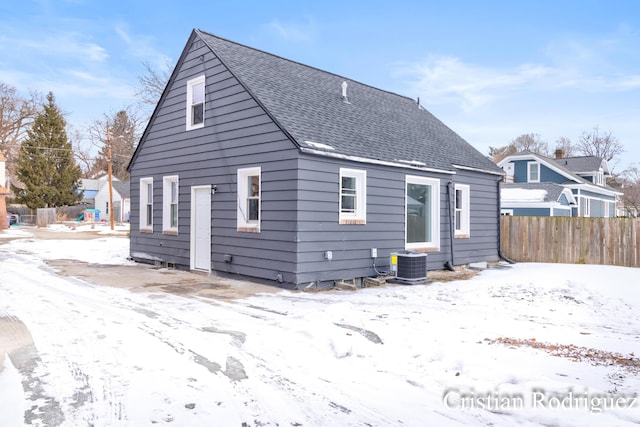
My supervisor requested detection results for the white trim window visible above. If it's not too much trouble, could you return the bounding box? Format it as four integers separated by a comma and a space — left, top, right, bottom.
139, 177, 153, 232
454, 184, 470, 238
186, 75, 205, 130
405, 175, 440, 250
580, 196, 591, 217
237, 167, 261, 232
163, 175, 179, 235
339, 168, 366, 224
528, 162, 540, 183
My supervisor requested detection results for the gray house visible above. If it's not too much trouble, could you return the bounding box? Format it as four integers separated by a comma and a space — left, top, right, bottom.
127, 29, 504, 289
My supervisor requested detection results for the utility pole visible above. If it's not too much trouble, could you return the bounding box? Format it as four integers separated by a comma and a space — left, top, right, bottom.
106, 125, 115, 231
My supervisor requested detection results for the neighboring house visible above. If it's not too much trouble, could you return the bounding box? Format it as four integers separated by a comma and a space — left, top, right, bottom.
500, 183, 576, 217
79, 178, 100, 206
498, 150, 621, 217
127, 29, 504, 289
94, 178, 130, 222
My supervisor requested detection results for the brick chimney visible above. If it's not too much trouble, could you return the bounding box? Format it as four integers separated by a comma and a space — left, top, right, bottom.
554, 149, 565, 159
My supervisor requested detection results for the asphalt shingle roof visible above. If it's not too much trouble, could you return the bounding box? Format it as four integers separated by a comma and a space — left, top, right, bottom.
501, 182, 568, 203
112, 181, 130, 198
197, 30, 501, 174
551, 156, 605, 174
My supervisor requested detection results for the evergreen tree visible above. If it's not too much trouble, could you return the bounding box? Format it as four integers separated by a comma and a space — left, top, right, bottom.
12, 92, 82, 208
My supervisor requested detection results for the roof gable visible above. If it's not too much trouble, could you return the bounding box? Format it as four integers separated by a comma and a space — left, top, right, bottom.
196, 30, 501, 175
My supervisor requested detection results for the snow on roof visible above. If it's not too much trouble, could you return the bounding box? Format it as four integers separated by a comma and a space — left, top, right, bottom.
501, 188, 547, 202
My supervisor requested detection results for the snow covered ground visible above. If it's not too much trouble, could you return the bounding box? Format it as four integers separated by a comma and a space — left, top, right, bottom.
1, 225, 639, 426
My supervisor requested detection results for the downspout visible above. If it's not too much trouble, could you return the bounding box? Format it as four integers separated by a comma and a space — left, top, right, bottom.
444, 180, 455, 271
497, 178, 515, 264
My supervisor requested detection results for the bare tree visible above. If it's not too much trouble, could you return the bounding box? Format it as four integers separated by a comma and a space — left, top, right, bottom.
489, 145, 517, 163
0, 82, 40, 185
88, 108, 144, 181
511, 133, 549, 155
553, 136, 576, 157
134, 59, 173, 107
576, 126, 623, 162
620, 166, 640, 217
68, 125, 100, 178
490, 133, 548, 163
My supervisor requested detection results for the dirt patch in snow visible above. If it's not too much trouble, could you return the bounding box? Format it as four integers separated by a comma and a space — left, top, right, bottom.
428, 268, 480, 282
45, 259, 279, 300
486, 337, 640, 374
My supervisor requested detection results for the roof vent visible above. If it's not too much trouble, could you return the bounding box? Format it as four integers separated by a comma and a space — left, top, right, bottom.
341, 81, 350, 104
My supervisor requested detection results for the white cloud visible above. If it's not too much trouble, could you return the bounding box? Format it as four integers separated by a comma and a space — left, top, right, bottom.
397, 56, 551, 111
113, 22, 172, 70
16, 32, 108, 62
265, 17, 316, 42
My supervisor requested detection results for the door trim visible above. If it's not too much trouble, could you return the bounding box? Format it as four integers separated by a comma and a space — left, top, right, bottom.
190, 185, 212, 272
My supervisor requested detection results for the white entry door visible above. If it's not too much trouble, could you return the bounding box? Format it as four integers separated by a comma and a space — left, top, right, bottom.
190, 185, 211, 271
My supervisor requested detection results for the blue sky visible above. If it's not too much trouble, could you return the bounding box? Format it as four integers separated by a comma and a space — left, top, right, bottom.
2, 0, 639, 170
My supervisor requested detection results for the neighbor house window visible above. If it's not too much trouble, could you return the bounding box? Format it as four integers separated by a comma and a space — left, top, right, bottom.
580, 196, 591, 217
339, 168, 366, 224
139, 177, 153, 232
454, 184, 470, 238
163, 175, 179, 235
528, 162, 540, 182
186, 75, 205, 130
237, 167, 261, 232
405, 175, 440, 250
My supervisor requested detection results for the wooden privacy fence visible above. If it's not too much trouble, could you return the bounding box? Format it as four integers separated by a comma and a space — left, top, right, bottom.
501, 216, 640, 267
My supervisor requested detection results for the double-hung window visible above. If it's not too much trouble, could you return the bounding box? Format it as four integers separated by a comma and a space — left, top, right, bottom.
580, 196, 591, 217
339, 168, 366, 224
186, 75, 205, 130
454, 184, 470, 238
405, 176, 440, 250
139, 177, 153, 232
163, 175, 179, 235
237, 167, 261, 232
528, 162, 540, 182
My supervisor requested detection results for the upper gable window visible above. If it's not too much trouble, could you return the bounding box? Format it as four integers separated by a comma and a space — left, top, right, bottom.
596, 171, 604, 186
237, 167, 261, 233
339, 168, 366, 224
528, 162, 540, 182
186, 75, 205, 130
454, 184, 470, 238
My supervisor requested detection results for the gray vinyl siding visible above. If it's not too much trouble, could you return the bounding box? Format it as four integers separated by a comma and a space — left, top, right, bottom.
509, 207, 552, 216
590, 199, 605, 217
451, 169, 501, 266
553, 207, 571, 216
576, 189, 616, 201
130, 34, 299, 284
293, 156, 500, 286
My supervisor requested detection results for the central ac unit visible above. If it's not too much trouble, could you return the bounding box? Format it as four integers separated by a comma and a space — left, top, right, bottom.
390, 252, 428, 283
